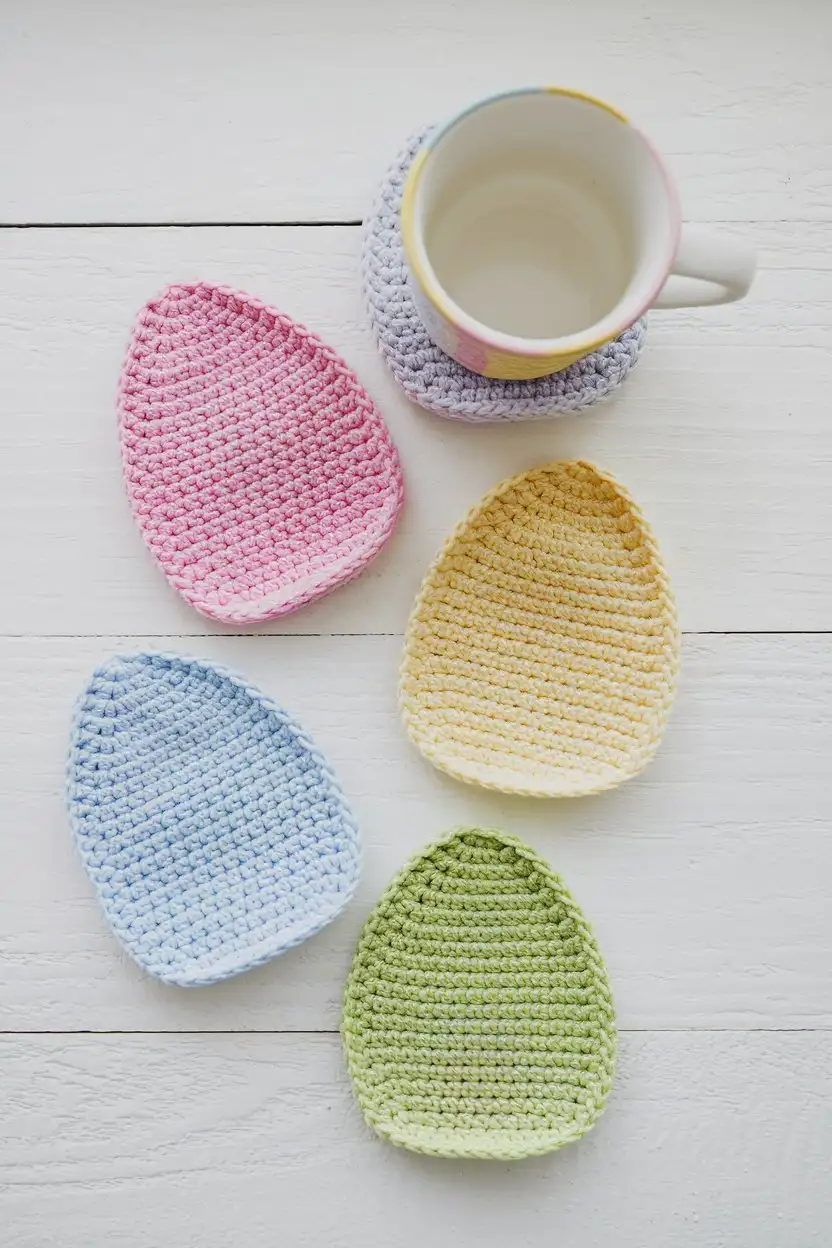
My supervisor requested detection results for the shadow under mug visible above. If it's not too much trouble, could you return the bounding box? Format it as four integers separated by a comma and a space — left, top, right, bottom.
401, 87, 757, 380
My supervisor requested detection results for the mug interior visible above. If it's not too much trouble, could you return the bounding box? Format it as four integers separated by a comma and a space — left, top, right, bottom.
414, 90, 678, 349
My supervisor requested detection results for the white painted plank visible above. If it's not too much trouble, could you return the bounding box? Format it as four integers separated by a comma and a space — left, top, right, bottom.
1, 0, 829, 223
1, 1032, 829, 1247
0, 226, 829, 635
1, 634, 828, 1032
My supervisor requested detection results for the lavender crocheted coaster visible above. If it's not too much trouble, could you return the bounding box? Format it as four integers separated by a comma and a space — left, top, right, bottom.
362, 128, 646, 423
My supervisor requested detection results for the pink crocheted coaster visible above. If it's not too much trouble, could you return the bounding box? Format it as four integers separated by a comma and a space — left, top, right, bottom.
118, 283, 404, 624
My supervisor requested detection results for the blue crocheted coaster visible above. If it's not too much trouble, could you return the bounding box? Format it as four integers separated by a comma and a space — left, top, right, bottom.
67, 653, 360, 986
363, 128, 646, 422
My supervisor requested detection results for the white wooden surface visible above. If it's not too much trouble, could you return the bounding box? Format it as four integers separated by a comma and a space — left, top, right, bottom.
4, 1034, 831, 1247
1, 2, 830, 1244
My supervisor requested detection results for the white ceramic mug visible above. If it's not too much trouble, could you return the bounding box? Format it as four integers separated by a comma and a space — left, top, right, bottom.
401, 88, 757, 379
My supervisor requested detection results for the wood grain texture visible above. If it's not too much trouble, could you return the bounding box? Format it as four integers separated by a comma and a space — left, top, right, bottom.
1, 0, 830, 223
2, 1032, 830, 1247
0, 225, 829, 636
2, 634, 829, 1032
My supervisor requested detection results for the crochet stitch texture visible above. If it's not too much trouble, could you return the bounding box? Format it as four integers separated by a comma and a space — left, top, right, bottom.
119, 283, 404, 623
400, 461, 679, 797
67, 653, 360, 986
363, 128, 646, 421
342, 826, 616, 1159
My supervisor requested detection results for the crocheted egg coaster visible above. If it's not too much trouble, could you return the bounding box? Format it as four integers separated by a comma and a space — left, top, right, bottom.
67, 653, 360, 986
118, 283, 404, 624
343, 826, 616, 1160
363, 128, 646, 422
400, 461, 679, 798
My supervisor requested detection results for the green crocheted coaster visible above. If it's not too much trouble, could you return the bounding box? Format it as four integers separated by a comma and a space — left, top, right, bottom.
342, 827, 616, 1159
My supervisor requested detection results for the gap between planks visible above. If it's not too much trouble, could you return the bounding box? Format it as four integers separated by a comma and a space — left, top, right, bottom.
3, 1027, 830, 1036
0, 220, 361, 229
0, 218, 825, 229
3, 631, 831, 640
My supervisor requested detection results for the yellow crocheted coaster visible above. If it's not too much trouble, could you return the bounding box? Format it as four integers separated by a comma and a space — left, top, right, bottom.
400, 461, 679, 798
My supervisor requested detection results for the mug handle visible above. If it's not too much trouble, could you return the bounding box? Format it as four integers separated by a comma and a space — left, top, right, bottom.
653, 224, 757, 309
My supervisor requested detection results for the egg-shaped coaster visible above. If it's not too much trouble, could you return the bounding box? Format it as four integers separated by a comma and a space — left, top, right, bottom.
363, 129, 645, 422
67, 653, 361, 986
400, 461, 679, 798
118, 283, 404, 623
343, 826, 616, 1159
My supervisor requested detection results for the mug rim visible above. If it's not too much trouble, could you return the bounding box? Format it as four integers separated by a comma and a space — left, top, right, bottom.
400, 86, 681, 360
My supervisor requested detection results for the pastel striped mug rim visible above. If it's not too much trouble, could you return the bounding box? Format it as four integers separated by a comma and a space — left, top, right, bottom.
401, 87, 756, 380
